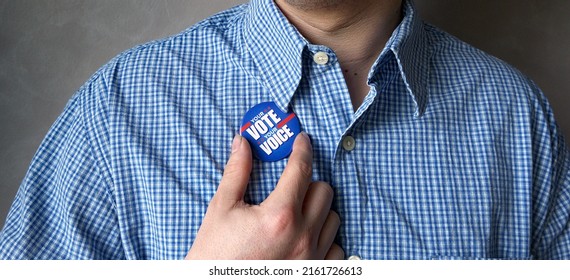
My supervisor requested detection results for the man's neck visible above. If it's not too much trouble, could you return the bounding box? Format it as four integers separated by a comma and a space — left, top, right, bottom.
275, 0, 403, 110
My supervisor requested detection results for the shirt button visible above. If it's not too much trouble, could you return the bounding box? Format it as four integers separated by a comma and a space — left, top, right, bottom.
313, 51, 329, 65
342, 135, 356, 151
348, 255, 362, 260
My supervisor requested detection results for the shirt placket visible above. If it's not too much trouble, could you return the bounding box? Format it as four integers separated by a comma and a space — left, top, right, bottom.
296, 45, 381, 260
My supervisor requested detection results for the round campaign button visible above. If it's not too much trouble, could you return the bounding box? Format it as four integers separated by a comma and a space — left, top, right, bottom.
240, 102, 302, 162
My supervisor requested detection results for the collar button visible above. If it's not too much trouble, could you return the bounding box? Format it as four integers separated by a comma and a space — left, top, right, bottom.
313, 51, 329, 65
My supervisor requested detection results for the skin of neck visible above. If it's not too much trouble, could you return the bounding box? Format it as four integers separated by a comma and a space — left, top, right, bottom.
275, 0, 403, 109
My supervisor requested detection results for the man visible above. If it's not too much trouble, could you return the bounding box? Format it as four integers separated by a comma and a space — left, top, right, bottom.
1, 0, 569, 259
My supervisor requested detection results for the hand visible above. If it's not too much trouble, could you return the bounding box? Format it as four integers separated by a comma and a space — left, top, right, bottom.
185, 132, 343, 259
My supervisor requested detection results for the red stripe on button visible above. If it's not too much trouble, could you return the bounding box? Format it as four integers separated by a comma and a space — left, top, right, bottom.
240, 122, 252, 133
277, 113, 296, 129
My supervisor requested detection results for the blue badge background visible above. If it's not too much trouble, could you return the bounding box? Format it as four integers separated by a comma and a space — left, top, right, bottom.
240, 102, 302, 162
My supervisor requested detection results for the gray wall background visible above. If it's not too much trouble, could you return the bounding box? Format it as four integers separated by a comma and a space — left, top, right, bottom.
1, 0, 569, 227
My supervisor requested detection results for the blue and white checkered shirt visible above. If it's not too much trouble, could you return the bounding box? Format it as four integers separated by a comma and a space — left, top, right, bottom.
1, 0, 569, 259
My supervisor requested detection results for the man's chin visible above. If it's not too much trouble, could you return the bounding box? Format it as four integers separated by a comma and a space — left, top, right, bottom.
278, 0, 346, 10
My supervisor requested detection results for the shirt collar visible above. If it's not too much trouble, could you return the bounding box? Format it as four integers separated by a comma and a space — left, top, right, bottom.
381, 0, 430, 117
243, 0, 307, 112
243, 0, 430, 116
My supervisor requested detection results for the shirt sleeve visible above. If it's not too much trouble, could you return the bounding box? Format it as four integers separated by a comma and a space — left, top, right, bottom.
528, 82, 570, 260
0, 73, 125, 259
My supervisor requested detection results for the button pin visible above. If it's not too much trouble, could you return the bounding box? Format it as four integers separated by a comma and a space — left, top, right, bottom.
240, 102, 302, 162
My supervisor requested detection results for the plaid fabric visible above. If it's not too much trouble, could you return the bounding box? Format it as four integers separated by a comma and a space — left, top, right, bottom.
1, 0, 569, 259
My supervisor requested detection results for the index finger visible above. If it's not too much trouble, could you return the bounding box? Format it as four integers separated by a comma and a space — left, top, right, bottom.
263, 132, 313, 208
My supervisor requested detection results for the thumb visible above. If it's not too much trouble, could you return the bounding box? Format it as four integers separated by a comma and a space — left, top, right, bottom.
214, 134, 253, 205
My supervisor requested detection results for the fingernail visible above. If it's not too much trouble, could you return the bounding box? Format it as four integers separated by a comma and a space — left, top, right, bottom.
299, 132, 310, 143
231, 134, 242, 153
